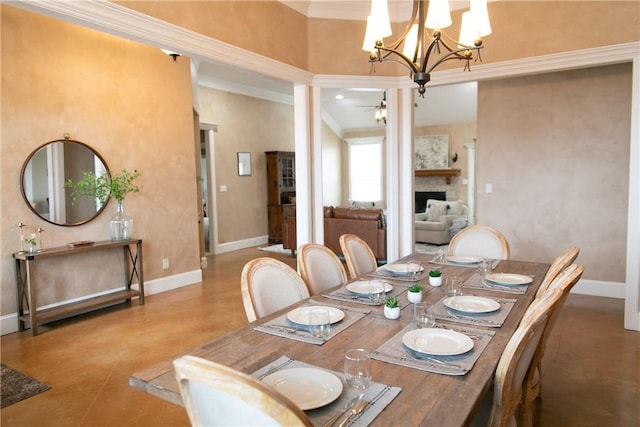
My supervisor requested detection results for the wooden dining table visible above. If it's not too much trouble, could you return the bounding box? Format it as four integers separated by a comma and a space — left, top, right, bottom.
129, 253, 549, 426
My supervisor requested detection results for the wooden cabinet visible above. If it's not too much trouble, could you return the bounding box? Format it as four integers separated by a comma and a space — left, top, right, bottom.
266, 151, 295, 243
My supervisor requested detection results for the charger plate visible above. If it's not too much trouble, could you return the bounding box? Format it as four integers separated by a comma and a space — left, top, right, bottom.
402, 328, 474, 356
262, 368, 343, 410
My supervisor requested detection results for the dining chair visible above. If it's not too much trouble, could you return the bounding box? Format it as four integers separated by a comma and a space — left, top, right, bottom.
173, 355, 313, 427
535, 246, 580, 299
519, 263, 585, 427
240, 257, 310, 323
339, 233, 378, 279
297, 243, 348, 295
447, 224, 511, 260
474, 285, 561, 427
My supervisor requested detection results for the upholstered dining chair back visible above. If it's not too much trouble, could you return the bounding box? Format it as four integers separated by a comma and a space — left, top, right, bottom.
173, 355, 313, 427
447, 225, 511, 260
535, 246, 580, 299
339, 233, 378, 279
240, 257, 310, 323
483, 286, 562, 427
297, 243, 348, 295
519, 263, 584, 427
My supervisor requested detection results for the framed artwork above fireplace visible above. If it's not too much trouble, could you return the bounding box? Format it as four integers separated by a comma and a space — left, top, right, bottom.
415, 135, 449, 170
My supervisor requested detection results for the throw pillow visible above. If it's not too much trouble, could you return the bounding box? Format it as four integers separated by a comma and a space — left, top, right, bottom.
426, 200, 448, 221
447, 200, 465, 216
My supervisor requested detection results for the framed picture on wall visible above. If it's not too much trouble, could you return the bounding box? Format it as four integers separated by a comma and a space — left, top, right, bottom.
415, 135, 449, 169
237, 152, 251, 176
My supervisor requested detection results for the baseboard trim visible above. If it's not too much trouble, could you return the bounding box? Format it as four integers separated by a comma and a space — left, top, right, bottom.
1, 269, 202, 336
213, 235, 269, 254
571, 279, 626, 299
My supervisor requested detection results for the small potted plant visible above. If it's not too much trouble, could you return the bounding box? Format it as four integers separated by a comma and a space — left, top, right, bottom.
407, 284, 423, 303
384, 296, 400, 320
428, 269, 443, 287
23, 234, 37, 253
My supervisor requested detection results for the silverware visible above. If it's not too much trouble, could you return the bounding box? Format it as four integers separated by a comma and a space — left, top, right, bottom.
481, 280, 517, 291
264, 324, 311, 335
322, 394, 363, 427
336, 398, 368, 427
446, 309, 499, 325
407, 351, 464, 369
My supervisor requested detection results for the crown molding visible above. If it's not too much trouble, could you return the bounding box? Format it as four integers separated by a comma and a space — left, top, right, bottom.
8, 0, 314, 86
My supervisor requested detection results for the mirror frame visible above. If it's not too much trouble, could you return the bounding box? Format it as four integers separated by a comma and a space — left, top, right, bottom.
20, 139, 111, 226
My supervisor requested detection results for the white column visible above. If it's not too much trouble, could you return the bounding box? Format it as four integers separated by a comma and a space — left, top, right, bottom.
464, 141, 476, 224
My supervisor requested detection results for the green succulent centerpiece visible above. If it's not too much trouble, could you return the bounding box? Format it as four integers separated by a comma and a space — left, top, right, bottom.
65, 169, 142, 241
385, 296, 399, 308
429, 269, 442, 278
408, 284, 423, 293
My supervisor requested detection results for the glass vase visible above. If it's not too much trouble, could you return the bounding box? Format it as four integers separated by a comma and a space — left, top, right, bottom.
110, 201, 133, 241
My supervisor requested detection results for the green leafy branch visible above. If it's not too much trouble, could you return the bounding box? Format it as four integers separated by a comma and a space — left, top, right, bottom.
65, 169, 142, 204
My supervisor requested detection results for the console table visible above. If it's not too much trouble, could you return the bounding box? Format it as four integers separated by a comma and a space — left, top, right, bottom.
13, 239, 144, 336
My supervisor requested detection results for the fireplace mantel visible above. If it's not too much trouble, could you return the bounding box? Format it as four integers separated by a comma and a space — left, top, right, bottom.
414, 168, 461, 184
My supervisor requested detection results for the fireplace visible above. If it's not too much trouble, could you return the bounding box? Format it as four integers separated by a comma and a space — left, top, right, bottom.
415, 191, 446, 213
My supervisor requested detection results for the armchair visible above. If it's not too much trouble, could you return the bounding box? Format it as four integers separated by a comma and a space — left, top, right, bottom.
415, 199, 468, 245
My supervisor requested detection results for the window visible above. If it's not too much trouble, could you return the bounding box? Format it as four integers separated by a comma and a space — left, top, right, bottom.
348, 138, 382, 201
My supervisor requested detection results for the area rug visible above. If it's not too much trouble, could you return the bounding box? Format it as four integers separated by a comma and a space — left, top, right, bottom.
1, 364, 51, 408
258, 244, 291, 255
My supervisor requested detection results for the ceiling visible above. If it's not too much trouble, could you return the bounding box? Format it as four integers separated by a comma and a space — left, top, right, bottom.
196, 0, 479, 134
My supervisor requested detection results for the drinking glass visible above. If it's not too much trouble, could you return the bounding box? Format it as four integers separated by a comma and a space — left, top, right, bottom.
477, 259, 493, 277
407, 260, 422, 281
413, 302, 436, 328
445, 276, 464, 297
309, 308, 331, 339
344, 349, 371, 390
368, 280, 385, 304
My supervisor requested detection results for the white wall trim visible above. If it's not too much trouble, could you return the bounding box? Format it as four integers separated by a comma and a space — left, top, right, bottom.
572, 279, 627, 300
1, 269, 201, 336
214, 236, 269, 254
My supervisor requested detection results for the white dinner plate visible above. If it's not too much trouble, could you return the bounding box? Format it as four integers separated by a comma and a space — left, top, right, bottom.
262, 368, 343, 410
444, 296, 501, 314
402, 328, 474, 356
286, 306, 345, 326
446, 256, 483, 265
485, 273, 533, 286
346, 280, 393, 295
383, 263, 424, 276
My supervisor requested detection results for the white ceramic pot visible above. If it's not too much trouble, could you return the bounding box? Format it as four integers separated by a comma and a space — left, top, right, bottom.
384, 306, 400, 320
429, 276, 442, 287
407, 290, 423, 303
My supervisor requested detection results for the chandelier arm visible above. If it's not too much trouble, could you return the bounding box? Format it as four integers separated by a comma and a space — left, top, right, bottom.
373, 46, 421, 75
425, 46, 482, 74
419, 36, 443, 73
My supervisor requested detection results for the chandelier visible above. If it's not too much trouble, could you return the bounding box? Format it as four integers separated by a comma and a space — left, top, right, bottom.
363, 0, 492, 96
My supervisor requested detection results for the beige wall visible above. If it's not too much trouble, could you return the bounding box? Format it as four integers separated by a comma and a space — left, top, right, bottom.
197, 87, 295, 244
477, 63, 632, 282
1, 6, 198, 313
321, 123, 343, 207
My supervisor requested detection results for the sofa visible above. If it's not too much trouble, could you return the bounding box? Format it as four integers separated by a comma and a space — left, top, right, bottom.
283, 206, 387, 261
415, 199, 468, 245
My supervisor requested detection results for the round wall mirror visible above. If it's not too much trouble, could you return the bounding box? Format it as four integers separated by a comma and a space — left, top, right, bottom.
20, 139, 110, 226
